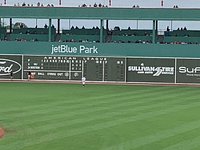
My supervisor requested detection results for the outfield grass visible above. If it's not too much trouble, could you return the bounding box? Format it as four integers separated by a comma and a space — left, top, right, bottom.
0, 82, 200, 150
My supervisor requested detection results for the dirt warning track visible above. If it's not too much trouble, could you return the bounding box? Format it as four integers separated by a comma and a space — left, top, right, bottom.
0, 128, 5, 139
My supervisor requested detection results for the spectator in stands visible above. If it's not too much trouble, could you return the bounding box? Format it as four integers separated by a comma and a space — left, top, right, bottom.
94, 3, 97, 7
44, 24, 48, 28
20, 24, 23, 29
82, 4, 87, 7
144, 32, 149, 36
22, 2, 26, 6
184, 27, 187, 30
167, 26, 170, 31
173, 5, 178, 8
37, 2, 40, 7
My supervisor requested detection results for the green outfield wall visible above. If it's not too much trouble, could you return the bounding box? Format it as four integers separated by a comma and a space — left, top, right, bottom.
1, 42, 200, 84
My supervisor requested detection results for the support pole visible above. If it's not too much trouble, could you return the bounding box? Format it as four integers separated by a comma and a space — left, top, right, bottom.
57, 19, 60, 34
106, 20, 109, 31
152, 20, 156, 44
49, 19, 52, 42
100, 19, 104, 43
155, 20, 158, 42
10, 18, 12, 33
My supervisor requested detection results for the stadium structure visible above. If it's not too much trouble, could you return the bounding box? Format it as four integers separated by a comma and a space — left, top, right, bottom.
0, 6, 200, 84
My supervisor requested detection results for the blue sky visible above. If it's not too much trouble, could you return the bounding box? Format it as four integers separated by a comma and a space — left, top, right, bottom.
2, 0, 200, 31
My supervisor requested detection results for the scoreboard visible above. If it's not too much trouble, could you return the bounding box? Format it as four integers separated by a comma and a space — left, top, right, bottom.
23, 56, 125, 81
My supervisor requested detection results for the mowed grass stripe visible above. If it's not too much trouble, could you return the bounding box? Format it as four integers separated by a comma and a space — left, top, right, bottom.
4, 85, 196, 129
1, 87, 162, 118
8, 90, 199, 137
12, 93, 200, 140
4, 85, 192, 120
4, 89, 168, 127
131, 113, 200, 150
103, 119, 200, 150
26, 96, 200, 138
10, 89, 200, 131
3, 86, 199, 144
1, 85, 177, 117
1, 84, 193, 115
1, 84, 200, 150
0, 86, 140, 113
1, 92, 200, 149
143, 127, 200, 150
7, 106, 200, 150
162, 135, 200, 150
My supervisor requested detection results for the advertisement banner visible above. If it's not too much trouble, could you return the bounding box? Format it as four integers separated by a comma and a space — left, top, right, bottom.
127, 58, 175, 83
0, 55, 22, 79
176, 59, 200, 83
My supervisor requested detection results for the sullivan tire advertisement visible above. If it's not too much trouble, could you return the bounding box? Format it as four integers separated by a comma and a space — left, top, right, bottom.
127, 58, 175, 83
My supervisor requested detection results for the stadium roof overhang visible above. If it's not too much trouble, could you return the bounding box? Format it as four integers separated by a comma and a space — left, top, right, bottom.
0, 6, 200, 21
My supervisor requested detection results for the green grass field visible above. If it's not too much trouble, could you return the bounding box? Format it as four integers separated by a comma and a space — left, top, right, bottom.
0, 82, 200, 150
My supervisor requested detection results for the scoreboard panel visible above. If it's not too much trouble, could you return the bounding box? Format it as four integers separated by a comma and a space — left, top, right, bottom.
23, 56, 126, 81
83, 57, 104, 81
104, 58, 125, 81
23, 56, 71, 80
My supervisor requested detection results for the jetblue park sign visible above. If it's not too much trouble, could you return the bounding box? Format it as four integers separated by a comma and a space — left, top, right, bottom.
51, 44, 98, 55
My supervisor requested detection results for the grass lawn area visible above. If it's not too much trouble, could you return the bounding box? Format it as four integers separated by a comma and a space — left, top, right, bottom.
0, 82, 200, 150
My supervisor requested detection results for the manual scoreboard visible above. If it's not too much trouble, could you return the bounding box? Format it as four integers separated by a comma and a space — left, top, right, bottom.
23, 56, 125, 81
